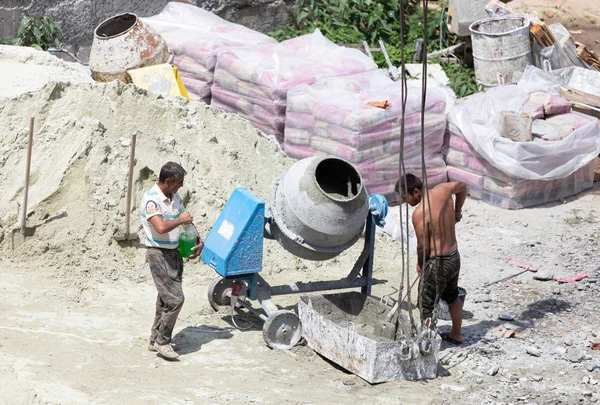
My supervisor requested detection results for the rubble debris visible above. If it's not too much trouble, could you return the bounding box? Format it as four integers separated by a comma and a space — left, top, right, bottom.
504, 330, 516, 339
554, 273, 589, 283
505, 259, 541, 271
586, 361, 600, 372
566, 348, 588, 363
474, 294, 492, 303
487, 365, 500, 376
440, 384, 467, 392
533, 271, 555, 281
365, 100, 391, 109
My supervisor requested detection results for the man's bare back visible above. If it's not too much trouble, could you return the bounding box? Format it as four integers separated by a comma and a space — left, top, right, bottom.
412, 182, 466, 260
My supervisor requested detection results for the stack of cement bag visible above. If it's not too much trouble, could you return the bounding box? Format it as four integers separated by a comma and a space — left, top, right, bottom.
143, 2, 276, 103
445, 123, 596, 209
446, 66, 599, 209
284, 70, 448, 198
211, 29, 377, 141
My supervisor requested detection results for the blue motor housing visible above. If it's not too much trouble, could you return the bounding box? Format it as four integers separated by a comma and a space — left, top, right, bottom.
201, 188, 265, 277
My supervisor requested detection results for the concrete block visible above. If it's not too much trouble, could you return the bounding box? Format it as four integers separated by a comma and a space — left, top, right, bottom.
449, 0, 490, 36
298, 292, 440, 383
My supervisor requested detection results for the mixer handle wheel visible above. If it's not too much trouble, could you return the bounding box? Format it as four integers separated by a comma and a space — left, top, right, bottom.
262, 309, 302, 350
207, 276, 235, 311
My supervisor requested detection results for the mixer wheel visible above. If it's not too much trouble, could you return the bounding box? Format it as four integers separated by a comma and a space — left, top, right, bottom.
207, 276, 235, 311
262, 310, 302, 350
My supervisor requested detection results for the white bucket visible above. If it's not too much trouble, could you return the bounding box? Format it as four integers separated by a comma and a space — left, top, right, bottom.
469, 17, 531, 87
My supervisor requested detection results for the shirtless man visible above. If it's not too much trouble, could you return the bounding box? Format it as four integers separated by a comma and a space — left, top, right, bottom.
396, 174, 467, 344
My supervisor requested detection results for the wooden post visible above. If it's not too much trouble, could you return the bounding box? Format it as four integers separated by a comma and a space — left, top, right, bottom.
21, 117, 34, 236
124, 132, 137, 236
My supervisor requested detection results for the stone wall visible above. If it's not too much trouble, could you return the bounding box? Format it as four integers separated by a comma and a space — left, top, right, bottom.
0, 0, 294, 62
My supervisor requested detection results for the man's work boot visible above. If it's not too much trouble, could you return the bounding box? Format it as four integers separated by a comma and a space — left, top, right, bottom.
153, 342, 179, 360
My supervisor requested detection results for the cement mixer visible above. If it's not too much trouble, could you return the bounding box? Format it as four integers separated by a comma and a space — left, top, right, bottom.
201, 157, 388, 349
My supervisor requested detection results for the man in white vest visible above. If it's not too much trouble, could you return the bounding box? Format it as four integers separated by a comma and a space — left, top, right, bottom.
140, 161, 203, 360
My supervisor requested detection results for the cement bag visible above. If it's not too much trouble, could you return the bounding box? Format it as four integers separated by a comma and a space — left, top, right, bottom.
283, 143, 318, 159
216, 29, 377, 96
449, 65, 600, 180
291, 73, 446, 133
479, 160, 597, 209
212, 29, 377, 140
285, 112, 446, 150
180, 73, 211, 103
212, 98, 284, 136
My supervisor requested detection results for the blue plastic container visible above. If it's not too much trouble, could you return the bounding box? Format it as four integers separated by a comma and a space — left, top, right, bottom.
201, 188, 265, 277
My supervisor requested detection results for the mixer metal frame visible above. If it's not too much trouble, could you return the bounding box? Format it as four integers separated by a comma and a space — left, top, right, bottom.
207, 194, 388, 350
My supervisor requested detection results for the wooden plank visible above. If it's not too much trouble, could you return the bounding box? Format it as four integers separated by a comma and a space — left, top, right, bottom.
530, 22, 556, 48
560, 86, 600, 108
575, 42, 600, 70
573, 104, 600, 120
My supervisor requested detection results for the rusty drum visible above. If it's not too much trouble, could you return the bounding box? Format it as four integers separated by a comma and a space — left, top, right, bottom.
89, 13, 169, 83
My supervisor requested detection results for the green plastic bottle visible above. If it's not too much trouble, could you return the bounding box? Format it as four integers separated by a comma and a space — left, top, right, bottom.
179, 223, 196, 258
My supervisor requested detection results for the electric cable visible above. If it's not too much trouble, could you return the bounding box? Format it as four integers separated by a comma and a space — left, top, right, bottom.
397, 0, 418, 336
419, 0, 442, 328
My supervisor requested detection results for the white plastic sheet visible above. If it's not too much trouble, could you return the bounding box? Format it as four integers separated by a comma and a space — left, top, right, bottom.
142, 2, 277, 103
534, 24, 593, 72
377, 205, 417, 248
449, 66, 600, 180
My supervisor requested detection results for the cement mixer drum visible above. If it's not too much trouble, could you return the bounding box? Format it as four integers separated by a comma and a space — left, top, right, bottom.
269, 157, 369, 261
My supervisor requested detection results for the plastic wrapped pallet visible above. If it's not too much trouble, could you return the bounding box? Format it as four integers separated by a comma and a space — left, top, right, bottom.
446, 66, 600, 209
285, 70, 448, 199
143, 2, 277, 104
211, 29, 377, 141
445, 125, 597, 208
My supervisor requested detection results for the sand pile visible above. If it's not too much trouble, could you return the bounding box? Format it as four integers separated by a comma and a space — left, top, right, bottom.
0, 45, 93, 100
0, 49, 402, 287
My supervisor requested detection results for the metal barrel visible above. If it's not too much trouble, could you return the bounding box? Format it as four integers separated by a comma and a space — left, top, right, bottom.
469, 17, 531, 87
269, 157, 369, 261
89, 13, 169, 83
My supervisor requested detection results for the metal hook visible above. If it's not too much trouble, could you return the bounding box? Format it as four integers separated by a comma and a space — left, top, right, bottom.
497, 72, 506, 86
397, 340, 412, 361
542, 59, 552, 72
